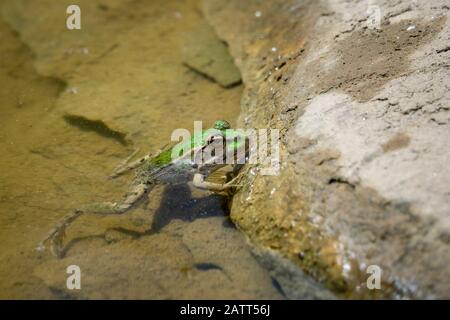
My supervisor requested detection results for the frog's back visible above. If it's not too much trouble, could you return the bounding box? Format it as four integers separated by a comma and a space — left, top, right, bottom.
135, 146, 175, 183
135, 136, 200, 185
134, 126, 242, 185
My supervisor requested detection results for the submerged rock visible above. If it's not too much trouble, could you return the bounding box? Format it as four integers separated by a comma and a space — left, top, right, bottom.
181, 21, 241, 87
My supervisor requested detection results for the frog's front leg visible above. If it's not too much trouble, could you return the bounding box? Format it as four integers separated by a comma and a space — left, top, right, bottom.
192, 173, 241, 192
39, 182, 151, 258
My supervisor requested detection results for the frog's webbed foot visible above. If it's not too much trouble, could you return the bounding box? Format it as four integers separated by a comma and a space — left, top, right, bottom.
38, 209, 83, 258
38, 183, 150, 258
192, 173, 242, 192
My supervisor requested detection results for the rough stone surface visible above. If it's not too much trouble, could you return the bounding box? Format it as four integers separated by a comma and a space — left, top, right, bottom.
204, 0, 450, 298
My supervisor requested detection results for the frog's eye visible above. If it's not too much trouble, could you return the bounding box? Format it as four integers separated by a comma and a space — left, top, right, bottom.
214, 120, 231, 131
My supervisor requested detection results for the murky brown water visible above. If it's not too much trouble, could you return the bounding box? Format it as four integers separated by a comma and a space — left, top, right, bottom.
0, 0, 282, 299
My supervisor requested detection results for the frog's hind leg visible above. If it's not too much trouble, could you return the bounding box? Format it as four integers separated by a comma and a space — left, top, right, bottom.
109, 148, 140, 179
109, 145, 168, 179
39, 183, 151, 258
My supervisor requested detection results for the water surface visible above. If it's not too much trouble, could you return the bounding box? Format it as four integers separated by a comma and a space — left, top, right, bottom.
0, 0, 282, 299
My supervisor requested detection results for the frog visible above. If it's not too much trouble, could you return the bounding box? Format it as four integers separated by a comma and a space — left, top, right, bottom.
38, 120, 248, 257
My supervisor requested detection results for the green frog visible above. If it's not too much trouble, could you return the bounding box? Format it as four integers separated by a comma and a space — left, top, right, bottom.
38, 120, 247, 257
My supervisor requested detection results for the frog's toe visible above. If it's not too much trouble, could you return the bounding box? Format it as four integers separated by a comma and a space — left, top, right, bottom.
36, 231, 65, 258
35, 243, 46, 253
80, 202, 117, 214
50, 229, 66, 258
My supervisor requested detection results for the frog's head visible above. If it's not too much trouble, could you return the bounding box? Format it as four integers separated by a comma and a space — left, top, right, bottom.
213, 120, 231, 131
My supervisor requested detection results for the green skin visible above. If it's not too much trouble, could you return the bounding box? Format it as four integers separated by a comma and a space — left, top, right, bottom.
137, 126, 246, 183
39, 120, 247, 257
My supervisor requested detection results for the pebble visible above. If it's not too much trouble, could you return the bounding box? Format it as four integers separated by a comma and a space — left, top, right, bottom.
67, 87, 78, 94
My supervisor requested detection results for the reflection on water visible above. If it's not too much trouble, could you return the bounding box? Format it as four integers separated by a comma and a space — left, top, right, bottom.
0, 0, 282, 299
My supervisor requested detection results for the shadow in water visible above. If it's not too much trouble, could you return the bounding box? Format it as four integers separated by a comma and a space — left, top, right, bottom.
61, 183, 235, 257
149, 183, 230, 233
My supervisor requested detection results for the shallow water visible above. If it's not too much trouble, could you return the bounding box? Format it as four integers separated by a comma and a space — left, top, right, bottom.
0, 0, 282, 299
